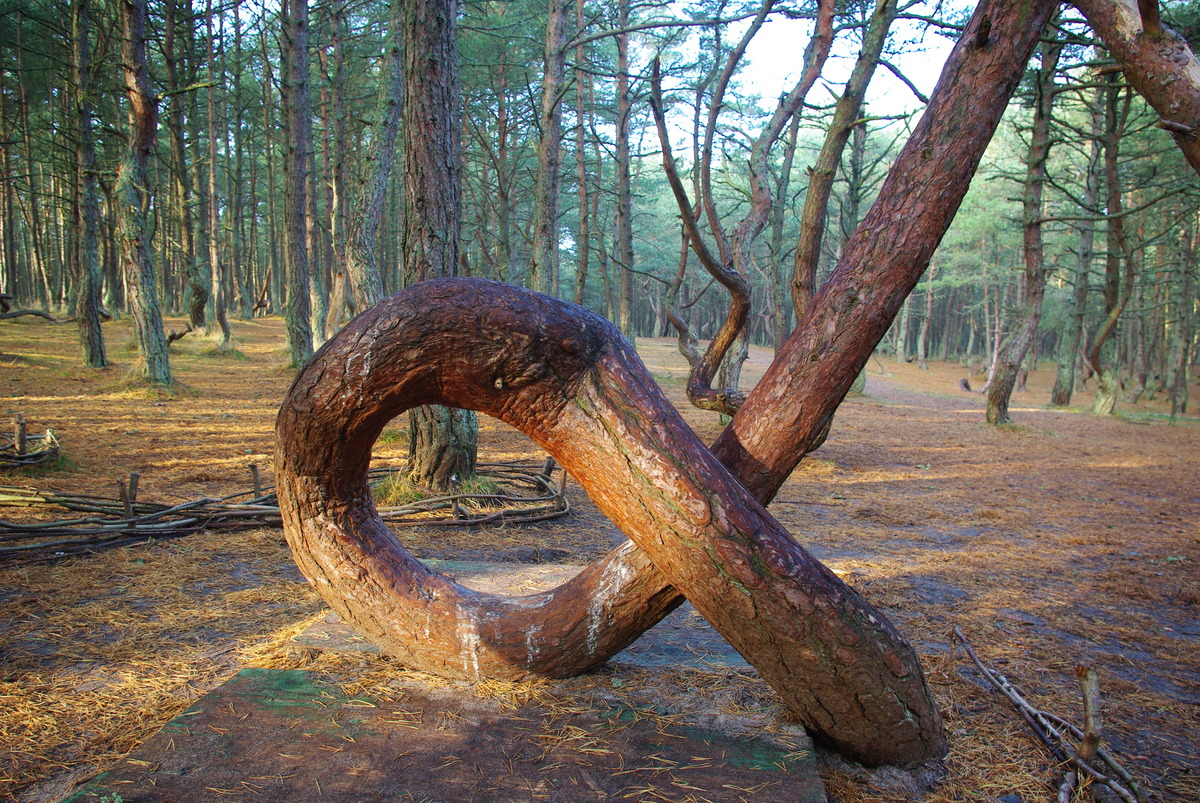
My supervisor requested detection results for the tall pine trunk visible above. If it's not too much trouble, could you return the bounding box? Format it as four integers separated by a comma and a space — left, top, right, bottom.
281, 0, 314, 367
614, 0, 634, 339
401, 0, 477, 489
163, 0, 208, 330
72, 0, 107, 368
206, 0, 231, 349
1167, 218, 1193, 417
1051, 91, 1102, 406
986, 37, 1061, 424
1089, 78, 1133, 416
529, 0, 570, 295
346, 1, 401, 311
116, 0, 171, 385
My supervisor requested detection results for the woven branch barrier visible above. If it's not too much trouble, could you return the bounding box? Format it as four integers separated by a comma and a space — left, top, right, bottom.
0, 414, 60, 468
0, 460, 568, 569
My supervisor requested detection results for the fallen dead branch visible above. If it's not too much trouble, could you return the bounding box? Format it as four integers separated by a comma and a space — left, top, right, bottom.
951, 627, 1146, 803
0, 459, 569, 568
0, 308, 67, 322
166, 322, 193, 345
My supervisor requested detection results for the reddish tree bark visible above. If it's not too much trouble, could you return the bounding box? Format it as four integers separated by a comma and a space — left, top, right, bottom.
717, 0, 1059, 499
1073, 0, 1200, 176
276, 279, 942, 767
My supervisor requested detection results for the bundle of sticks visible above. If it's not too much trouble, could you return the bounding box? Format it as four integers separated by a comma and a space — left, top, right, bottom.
952, 627, 1146, 803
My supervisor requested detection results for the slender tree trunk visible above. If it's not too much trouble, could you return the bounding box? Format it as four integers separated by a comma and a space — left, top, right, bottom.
281, 0, 314, 366
987, 37, 1061, 424
72, 0, 107, 368
0, 70, 18, 305
307, 136, 328, 344
346, 0, 402, 310
1168, 217, 1193, 417
980, 280, 1005, 391
324, 4, 352, 334
261, 39, 281, 316
895, 295, 911, 362
230, 1, 251, 319
15, 40, 49, 310
767, 112, 801, 350
792, 0, 896, 319
572, 0, 590, 307
917, 263, 935, 369
401, 0, 477, 489
1051, 91, 1102, 406
614, 0, 634, 339
206, 0, 231, 349
529, 0, 570, 295
1089, 79, 1133, 416
117, 0, 172, 385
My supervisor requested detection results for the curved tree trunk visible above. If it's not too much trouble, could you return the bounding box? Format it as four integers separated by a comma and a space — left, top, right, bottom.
276, 279, 944, 768
1088, 78, 1134, 415
1072, 0, 1200, 177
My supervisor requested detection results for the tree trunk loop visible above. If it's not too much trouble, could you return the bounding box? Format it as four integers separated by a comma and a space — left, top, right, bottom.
275, 278, 944, 767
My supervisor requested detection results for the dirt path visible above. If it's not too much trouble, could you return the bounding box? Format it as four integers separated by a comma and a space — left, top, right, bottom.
1, 321, 1198, 802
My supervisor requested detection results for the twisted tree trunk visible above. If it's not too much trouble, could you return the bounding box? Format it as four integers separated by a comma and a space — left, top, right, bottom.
276, 0, 1077, 770
277, 279, 944, 767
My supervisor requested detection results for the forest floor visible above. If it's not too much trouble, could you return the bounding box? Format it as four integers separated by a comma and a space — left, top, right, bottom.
1, 314, 1198, 803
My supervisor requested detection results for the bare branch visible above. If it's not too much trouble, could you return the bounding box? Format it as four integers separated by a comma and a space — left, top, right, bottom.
0, 309, 66, 323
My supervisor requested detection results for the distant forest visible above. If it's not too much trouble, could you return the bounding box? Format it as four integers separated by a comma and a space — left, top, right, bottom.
1, 0, 1197, 416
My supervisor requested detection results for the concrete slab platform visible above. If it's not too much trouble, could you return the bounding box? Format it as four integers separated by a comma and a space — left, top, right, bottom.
67, 562, 827, 802
293, 561, 752, 671
68, 667, 826, 802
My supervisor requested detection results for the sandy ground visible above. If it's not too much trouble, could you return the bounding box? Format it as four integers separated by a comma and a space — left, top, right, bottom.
1, 316, 1197, 802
